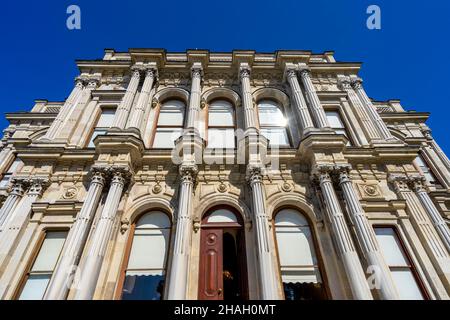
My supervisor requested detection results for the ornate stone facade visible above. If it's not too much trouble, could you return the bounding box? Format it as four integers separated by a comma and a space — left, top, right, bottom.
0, 48, 449, 300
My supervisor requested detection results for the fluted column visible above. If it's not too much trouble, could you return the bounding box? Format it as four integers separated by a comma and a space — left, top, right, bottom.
316, 168, 373, 299
186, 63, 202, 130
412, 179, 450, 254
0, 179, 47, 272
167, 165, 197, 300
298, 69, 330, 129
127, 67, 157, 133
247, 166, 279, 299
338, 169, 399, 299
45, 77, 84, 139
111, 68, 141, 129
352, 79, 393, 140
0, 180, 26, 228
285, 68, 315, 132
44, 169, 106, 300
239, 63, 258, 131
339, 78, 381, 141
73, 169, 128, 300
424, 129, 450, 172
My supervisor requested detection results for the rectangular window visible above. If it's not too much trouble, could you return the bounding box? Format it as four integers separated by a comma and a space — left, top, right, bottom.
374, 227, 426, 300
415, 155, 441, 187
325, 110, 351, 146
207, 100, 235, 149
18, 231, 67, 300
257, 100, 290, 147
0, 158, 23, 189
87, 108, 116, 148
152, 100, 185, 149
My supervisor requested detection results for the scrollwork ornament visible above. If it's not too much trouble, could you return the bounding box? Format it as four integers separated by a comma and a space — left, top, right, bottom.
281, 181, 293, 192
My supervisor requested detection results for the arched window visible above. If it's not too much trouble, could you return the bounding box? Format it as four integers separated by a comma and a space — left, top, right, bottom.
152, 100, 185, 148
207, 100, 235, 148
119, 211, 171, 300
257, 100, 290, 147
274, 208, 327, 300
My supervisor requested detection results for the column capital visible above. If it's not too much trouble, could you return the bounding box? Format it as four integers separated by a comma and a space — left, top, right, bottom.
298, 67, 312, 79
86, 76, 101, 89
239, 63, 251, 80
179, 164, 198, 184
284, 67, 298, 80
351, 77, 364, 89
338, 77, 352, 90
144, 66, 158, 80
74, 76, 85, 87
191, 62, 203, 79
89, 167, 107, 186
109, 166, 132, 186
422, 128, 433, 140
388, 173, 410, 192
130, 65, 143, 78
246, 165, 264, 186
27, 178, 50, 196
8, 179, 27, 196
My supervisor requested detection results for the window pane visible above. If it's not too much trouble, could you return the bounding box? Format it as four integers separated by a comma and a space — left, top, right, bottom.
392, 270, 424, 300
88, 130, 107, 148
208, 101, 234, 126
136, 212, 170, 229
127, 229, 169, 270
261, 128, 289, 146
276, 227, 317, 267
122, 273, 164, 300
207, 128, 235, 148
157, 100, 185, 126
275, 209, 309, 227
325, 111, 345, 129
32, 231, 67, 272
18, 274, 51, 300
152, 128, 182, 148
207, 209, 238, 223
96, 109, 116, 128
374, 228, 408, 266
258, 101, 286, 126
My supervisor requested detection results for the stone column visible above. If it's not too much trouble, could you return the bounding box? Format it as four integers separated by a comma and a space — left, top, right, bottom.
111, 67, 141, 129
73, 169, 128, 300
239, 63, 258, 131
389, 174, 450, 283
339, 78, 381, 141
186, 63, 203, 130
424, 129, 450, 173
167, 165, 197, 300
298, 68, 330, 129
412, 178, 450, 253
338, 169, 399, 299
316, 168, 373, 300
0, 179, 47, 273
0, 180, 26, 228
285, 68, 315, 132
247, 166, 279, 299
44, 169, 106, 300
44, 77, 84, 140
127, 67, 157, 133
352, 78, 393, 140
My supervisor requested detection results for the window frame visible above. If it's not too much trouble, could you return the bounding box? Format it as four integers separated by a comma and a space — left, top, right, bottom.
324, 108, 353, 146
272, 206, 330, 300
14, 229, 68, 300
256, 99, 292, 148
373, 225, 429, 300
150, 99, 186, 149
86, 106, 117, 148
115, 210, 172, 300
205, 98, 237, 149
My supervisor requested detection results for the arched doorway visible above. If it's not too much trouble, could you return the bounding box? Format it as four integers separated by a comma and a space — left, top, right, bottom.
198, 207, 248, 300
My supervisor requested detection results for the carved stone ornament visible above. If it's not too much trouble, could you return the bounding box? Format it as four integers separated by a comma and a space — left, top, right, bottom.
152, 183, 162, 194
120, 218, 130, 234
193, 218, 201, 233
217, 182, 228, 193
62, 187, 78, 199
281, 181, 293, 192
361, 184, 381, 197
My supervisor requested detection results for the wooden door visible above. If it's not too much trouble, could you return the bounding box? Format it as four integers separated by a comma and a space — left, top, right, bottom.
198, 228, 223, 300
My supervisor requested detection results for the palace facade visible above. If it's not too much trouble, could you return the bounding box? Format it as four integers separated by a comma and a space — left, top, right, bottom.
0, 49, 449, 300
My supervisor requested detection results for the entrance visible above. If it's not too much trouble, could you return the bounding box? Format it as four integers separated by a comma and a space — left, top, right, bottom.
198, 207, 248, 300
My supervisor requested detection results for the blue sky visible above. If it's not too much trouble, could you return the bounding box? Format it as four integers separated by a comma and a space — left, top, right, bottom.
1, 1, 449, 151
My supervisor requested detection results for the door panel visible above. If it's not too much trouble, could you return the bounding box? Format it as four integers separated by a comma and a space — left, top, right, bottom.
198, 229, 223, 300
